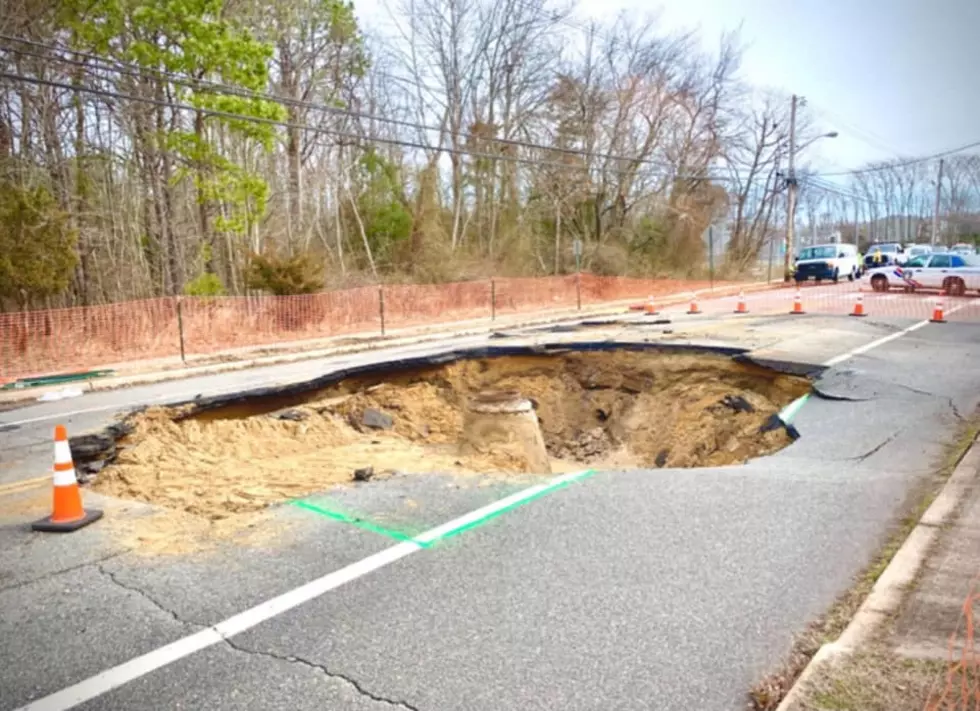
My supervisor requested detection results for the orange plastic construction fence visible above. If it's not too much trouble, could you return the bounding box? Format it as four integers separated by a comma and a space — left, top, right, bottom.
0, 275, 726, 382
3, 274, 978, 383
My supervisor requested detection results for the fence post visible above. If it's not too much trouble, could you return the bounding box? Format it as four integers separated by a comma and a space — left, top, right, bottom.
767, 237, 774, 284
575, 273, 582, 310
176, 297, 186, 364
378, 285, 386, 337
490, 278, 496, 321
708, 225, 715, 291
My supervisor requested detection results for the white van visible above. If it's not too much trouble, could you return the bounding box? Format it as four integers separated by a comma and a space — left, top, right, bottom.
793, 243, 861, 283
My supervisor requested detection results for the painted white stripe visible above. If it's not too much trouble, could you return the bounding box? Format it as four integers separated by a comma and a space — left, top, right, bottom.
52, 467, 76, 487
54, 440, 72, 463
823, 302, 967, 367
12, 471, 582, 711
17, 630, 225, 711
413, 486, 548, 545
1, 382, 293, 428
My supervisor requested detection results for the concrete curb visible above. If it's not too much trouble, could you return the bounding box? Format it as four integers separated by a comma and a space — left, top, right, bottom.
775, 436, 980, 711
1, 282, 773, 408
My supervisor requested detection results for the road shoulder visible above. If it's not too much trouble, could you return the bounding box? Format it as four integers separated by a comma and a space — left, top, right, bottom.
772, 426, 980, 711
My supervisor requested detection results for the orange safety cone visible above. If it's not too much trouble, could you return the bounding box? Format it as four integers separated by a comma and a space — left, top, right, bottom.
850, 293, 867, 317
687, 295, 701, 315
32, 425, 103, 533
643, 296, 659, 315
789, 289, 805, 315
931, 295, 946, 323
734, 290, 748, 314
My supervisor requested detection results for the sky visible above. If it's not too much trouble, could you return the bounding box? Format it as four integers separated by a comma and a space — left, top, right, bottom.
589, 0, 980, 174
356, 0, 980, 176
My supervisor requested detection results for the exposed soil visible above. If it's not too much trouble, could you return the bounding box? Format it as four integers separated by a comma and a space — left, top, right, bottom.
93, 350, 809, 522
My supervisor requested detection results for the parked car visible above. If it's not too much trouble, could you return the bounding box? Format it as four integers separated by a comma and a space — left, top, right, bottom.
866, 253, 980, 296
952, 243, 977, 256
904, 244, 932, 260
794, 243, 861, 283
863, 243, 904, 269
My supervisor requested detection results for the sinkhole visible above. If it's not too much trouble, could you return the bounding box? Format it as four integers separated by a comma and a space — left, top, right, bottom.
92, 347, 810, 520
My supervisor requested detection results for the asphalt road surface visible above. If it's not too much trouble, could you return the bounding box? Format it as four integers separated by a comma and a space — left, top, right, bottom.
2, 297, 979, 711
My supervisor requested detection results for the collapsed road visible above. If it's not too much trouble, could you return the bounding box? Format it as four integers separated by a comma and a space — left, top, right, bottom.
1, 307, 978, 711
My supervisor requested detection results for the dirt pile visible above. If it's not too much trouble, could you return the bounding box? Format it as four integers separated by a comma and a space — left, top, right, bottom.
93, 350, 809, 520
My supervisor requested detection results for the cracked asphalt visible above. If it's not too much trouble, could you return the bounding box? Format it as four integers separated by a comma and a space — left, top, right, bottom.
2, 306, 979, 711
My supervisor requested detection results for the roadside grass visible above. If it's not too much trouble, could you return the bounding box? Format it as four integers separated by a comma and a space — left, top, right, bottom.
748, 415, 980, 711
795, 648, 945, 711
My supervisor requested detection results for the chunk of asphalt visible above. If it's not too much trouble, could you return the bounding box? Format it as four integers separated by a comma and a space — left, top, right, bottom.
274, 408, 308, 422
362, 408, 394, 430
721, 394, 755, 413
812, 369, 882, 402
69, 433, 117, 464
353, 466, 375, 482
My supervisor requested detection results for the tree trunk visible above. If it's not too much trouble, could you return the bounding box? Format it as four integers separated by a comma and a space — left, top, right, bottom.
195, 110, 213, 273
554, 202, 562, 275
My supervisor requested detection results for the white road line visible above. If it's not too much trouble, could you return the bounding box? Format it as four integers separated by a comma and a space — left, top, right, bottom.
822, 302, 967, 367
12, 476, 569, 711
1, 388, 253, 428
2, 334, 491, 428
0, 371, 338, 428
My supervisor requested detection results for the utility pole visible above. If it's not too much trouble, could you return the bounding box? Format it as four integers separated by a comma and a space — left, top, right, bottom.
931, 158, 944, 246
854, 200, 861, 248
783, 94, 798, 281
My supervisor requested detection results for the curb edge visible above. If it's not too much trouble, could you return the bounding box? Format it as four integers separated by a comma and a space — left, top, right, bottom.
774, 434, 980, 711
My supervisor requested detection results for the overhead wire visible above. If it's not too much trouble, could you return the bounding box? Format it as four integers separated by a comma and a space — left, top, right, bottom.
805, 101, 907, 159
813, 138, 980, 177
0, 34, 786, 183
3, 69, 756, 185
0, 34, 755, 181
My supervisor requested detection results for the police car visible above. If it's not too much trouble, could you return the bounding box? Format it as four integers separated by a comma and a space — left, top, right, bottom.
865, 252, 980, 296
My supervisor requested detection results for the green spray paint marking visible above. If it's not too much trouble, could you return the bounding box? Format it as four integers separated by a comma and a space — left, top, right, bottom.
779, 393, 811, 424
291, 500, 431, 547
292, 469, 598, 549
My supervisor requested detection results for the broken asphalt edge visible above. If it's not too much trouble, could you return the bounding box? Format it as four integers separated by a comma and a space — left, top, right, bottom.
0, 282, 777, 408
774, 434, 980, 711
63, 338, 813, 473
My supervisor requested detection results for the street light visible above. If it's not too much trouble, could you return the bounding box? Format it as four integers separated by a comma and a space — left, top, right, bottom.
798, 131, 839, 150
784, 96, 838, 282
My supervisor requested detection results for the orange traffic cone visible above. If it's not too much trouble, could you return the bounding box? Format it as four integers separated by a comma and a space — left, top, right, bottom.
931, 295, 946, 323
789, 290, 805, 315
32, 425, 103, 533
734, 290, 748, 314
851, 293, 867, 317
687, 295, 701, 315
643, 296, 659, 315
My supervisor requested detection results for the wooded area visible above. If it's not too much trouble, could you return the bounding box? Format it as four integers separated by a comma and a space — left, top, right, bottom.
1, 0, 978, 310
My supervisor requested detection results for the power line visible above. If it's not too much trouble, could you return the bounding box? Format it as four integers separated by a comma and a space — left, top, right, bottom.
800, 176, 894, 209
3, 69, 745, 184
805, 102, 907, 158
0, 34, 696, 176
814, 138, 980, 177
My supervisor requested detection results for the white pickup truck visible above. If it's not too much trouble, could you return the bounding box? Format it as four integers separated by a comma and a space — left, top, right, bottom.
865, 253, 980, 296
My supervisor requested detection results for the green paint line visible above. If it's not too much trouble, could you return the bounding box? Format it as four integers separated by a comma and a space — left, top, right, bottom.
779, 393, 811, 424
291, 469, 598, 550
414, 469, 599, 546
291, 500, 430, 547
